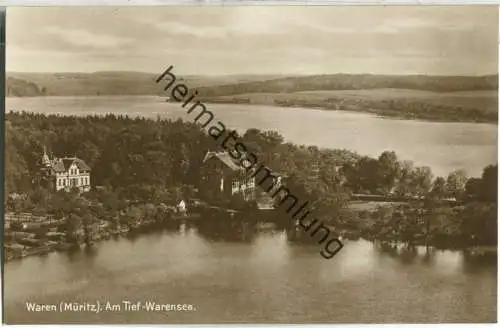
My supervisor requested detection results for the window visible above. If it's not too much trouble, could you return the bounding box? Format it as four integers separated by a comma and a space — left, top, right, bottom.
232, 180, 241, 194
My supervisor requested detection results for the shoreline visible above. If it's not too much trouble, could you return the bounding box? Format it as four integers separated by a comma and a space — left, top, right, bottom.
199, 99, 498, 124
4, 226, 129, 263
6, 94, 498, 125
5, 216, 497, 263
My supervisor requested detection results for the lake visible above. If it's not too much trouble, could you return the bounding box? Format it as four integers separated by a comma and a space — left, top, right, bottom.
3, 228, 497, 324
4, 95, 498, 323
6, 95, 498, 177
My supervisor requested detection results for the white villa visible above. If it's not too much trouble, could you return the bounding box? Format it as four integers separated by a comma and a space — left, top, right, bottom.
40, 147, 92, 192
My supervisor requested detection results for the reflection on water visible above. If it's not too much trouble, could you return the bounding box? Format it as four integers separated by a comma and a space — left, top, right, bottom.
4, 223, 497, 324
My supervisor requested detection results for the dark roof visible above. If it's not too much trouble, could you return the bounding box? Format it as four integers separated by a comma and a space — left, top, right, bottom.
72, 158, 91, 171
51, 160, 66, 172
203, 151, 241, 171
202, 151, 286, 178
50, 157, 91, 172
62, 159, 74, 171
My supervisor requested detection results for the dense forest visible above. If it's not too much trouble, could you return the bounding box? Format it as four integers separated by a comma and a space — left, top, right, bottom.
5, 111, 498, 247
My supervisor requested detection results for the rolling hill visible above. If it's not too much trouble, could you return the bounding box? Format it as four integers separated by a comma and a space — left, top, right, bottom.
7, 72, 498, 98
6, 72, 498, 123
6, 72, 285, 97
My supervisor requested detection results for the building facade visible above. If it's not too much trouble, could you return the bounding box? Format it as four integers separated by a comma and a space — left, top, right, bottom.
40, 147, 92, 192
200, 151, 257, 201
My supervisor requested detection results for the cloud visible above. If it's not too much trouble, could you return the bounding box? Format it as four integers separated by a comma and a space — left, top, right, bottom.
294, 21, 358, 34
373, 18, 491, 34
7, 44, 73, 59
152, 19, 291, 38
5, 6, 497, 75
43, 26, 134, 49
153, 22, 228, 38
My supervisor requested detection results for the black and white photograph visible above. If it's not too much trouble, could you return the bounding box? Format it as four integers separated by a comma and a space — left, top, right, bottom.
3, 5, 498, 324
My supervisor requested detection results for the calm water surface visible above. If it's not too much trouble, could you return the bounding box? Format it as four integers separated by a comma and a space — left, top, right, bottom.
4, 229, 497, 324
6, 96, 497, 177
5, 96, 497, 323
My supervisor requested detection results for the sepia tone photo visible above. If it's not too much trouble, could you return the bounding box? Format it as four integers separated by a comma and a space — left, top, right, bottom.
3, 5, 498, 324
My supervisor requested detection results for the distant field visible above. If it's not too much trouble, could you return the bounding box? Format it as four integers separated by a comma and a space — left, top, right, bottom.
209, 89, 497, 111
295, 89, 498, 111
203, 88, 498, 123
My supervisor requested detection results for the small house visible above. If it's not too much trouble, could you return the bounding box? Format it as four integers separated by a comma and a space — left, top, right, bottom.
199, 151, 257, 201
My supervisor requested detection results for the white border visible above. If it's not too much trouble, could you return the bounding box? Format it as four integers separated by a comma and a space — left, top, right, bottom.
0, 0, 499, 5
1, 2, 499, 328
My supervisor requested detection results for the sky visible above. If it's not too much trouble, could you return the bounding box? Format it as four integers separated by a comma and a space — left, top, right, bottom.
6, 6, 499, 75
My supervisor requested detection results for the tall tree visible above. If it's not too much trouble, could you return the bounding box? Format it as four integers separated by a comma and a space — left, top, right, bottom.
446, 169, 468, 200
410, 166, 434, 197
377, 151, 402, 195
480, 164, 497, 202
430, 176, 447, 199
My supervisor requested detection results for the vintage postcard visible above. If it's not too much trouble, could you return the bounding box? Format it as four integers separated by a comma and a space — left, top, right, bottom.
3, 5, 498, 324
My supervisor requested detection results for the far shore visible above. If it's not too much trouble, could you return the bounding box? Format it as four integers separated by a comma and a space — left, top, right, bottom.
7, 88, 498, 124
196, 89, 498, 124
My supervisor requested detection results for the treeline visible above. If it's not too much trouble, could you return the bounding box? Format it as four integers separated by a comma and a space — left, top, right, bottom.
340, 164, 497, 247
274, 97, 498, 123
5, 72, 277, 97
6, 111, 497, 203
254, 128, 497, 246
195, 74, 498, 97
6, 73, 498, 98
5, 112, 216, 196
5, 112, 497, 247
